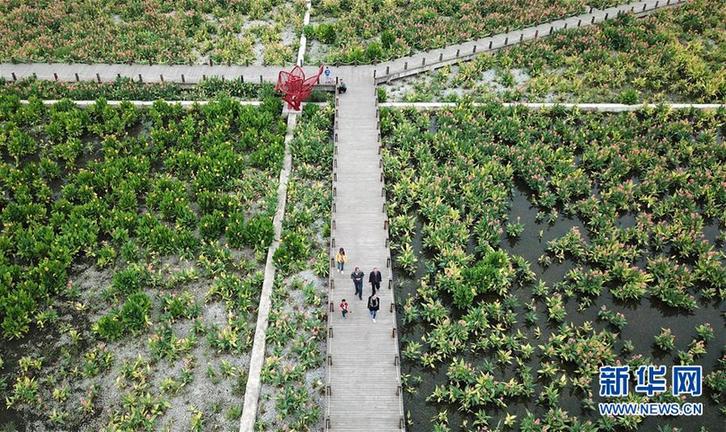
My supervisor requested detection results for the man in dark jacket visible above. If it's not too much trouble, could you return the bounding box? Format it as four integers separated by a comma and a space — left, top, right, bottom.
369, 267, 382, 294
351, 266, 365, 300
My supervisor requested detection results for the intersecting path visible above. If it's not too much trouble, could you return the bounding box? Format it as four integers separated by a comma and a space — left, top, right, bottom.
0, 63, 291, 84
325, 68, 404, 431
0, 0, 686, 87
373, 0, 687, 82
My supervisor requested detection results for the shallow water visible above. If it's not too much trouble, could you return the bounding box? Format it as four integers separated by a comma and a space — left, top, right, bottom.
395, 184, 725, 431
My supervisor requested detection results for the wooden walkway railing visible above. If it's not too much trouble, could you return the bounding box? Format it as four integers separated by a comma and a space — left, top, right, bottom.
325, 70, 404, 431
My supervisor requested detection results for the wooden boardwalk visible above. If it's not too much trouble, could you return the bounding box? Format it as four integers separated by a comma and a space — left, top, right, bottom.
325, 68, 404, 431
0, 1, 686, 88
373, 0, 686, 82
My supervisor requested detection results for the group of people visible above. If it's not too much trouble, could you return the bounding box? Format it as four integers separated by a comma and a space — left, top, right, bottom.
335, 248, 382, 323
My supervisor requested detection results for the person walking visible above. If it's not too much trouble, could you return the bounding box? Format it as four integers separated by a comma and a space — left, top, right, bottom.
335, 248, 347, 273
369, 267, 382, 294
350, 266, 364, 300
340, 299, 350, 319
367, 292, 380, 323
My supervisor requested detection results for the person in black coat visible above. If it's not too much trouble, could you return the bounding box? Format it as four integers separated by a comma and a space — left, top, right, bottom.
351, 266, 364, 300
367, 292, 380, 322
369, 267, 382, 294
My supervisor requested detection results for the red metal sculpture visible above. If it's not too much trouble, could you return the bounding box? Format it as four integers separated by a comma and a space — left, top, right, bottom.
275, 65, 324, 110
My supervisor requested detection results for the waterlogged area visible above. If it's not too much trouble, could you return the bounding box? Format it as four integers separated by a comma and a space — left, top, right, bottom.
396, 189, 724, 431
383, 105, 725, 431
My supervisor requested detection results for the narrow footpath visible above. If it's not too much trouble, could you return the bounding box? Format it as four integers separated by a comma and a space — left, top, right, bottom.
326, 69, 404, 431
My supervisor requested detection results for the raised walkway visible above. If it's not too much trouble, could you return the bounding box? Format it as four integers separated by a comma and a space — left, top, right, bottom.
0, 63, 281, 84
237, 113, 296, 432
0, 1, 686, 88
325, 68, 404, 431
373, 0, 686, 82
238, 3, 311, 431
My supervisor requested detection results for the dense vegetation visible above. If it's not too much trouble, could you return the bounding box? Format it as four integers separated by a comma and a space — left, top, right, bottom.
0, 94, 286, 430
381, 104, 725, 431
384, 0, 725, 103
307, 0, 589, 64
258, 103, 333, 431
0, 0, 303, 64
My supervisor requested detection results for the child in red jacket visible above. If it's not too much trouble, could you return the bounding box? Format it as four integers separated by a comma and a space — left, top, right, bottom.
340, 299, 350, 319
